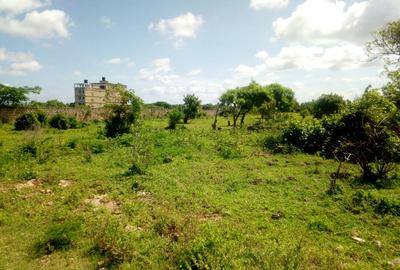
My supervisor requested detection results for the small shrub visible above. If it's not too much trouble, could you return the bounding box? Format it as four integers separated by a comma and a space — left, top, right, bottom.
350, 190, 400, 216
177, 239, 216, 270
167, 110, 182, 129
68, 116, 79, 129
308, 219, 331, 232
49, 114, 70, 130
115, 133, 134, 147
66, 139, 78, 149
92, 218, 134, 267
35, 111, 48, 126
88, 141, 105, 154
34, 220, 82, 255
126, 163, 146, 176
14, 113, 40, 130
20, 141, 38, 157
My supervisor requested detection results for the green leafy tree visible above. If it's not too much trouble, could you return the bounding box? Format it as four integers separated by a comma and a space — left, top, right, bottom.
182, 94, 201, 124
268, 83, 297, 112
219, 81, 272, 127
326, 89, 400, 184
0, 84, 41, 107
104, 89, 143, 137
311, 93, 346, 118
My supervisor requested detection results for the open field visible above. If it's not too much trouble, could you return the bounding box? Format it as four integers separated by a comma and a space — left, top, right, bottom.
0, 117, 399, 269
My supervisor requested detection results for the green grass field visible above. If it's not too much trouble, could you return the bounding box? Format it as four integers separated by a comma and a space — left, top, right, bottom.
0, 117, 399, 269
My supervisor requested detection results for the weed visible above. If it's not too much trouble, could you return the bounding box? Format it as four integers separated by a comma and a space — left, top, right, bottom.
34, 220, 82, 255
91, 218, 134, 267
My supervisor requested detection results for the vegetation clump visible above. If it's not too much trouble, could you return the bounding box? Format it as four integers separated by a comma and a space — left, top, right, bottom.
14, 113, 40, 130
34, 220, 82, 255
104, 89, 142, 137
167, 110, 182, 129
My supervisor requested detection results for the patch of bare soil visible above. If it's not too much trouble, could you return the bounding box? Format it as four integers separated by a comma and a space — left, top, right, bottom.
85, 194, 120, 213
15, 179, 41, 189
58, 180, 73, 188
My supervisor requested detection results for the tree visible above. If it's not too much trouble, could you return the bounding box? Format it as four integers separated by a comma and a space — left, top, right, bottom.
326, 89, 400, 184
311, 93, 346, 118
0, 84, 41, 107
219, 81, 272, 127
268, 83, 297, 112
367, 20, 400, 71
104, 89, 143, 137
182, 94, 201, 124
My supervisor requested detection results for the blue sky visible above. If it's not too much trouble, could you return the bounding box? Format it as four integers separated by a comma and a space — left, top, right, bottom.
0, 0, 399, 104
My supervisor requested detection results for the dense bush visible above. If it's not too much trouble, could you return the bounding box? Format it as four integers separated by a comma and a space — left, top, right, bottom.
49, 113, 70, 130
35, 111, 48, 125
14, 113, 40, 130
281, 120, 326, 154
68, 116, 79, 129
311, 93, 346, 118
167, 110, 182, 129
274, 89, 399, 184
104, 90, 142, 137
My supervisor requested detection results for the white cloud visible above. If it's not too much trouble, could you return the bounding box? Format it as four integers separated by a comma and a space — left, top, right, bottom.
73, 70, 83, 76
137, 58, 225, 103
255, 50, 269, 61
104, 57, 134, 67
273, 0, 400, 44
0, 47, 42, 75
0, 0, 50, 14
139, 58, 172, 81
263, 44, 370, 71
0, 9, 71, 39
232, 44, 369, 85
100, 16, 113, 29
149, 12, 203, 47
250, 0, 289, 10
187, 69, 202, 76
105, 58, 122, 65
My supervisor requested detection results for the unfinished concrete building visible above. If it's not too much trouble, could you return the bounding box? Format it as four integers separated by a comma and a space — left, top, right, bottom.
74, 77, 127, 108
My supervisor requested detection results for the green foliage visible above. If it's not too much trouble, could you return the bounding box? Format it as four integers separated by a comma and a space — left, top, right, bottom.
151, 101, 173, 109
104, 90, 142, 137
29, 99, 66, 108
127, 128, 153, 175
182, 94, 201, 124
281, 120, 326, 154
68, 116, 79, 129
168, 110, 182, 129
34, 220, 82, 255
35, 111, 48, 125
327, 89, 400, 183
220, 81, 272, 127
311, 93, 346, 118
92, 218, 134, 267
350, 190, 400, 216
14, 113, 40, 130
0, 84, 41, 107
19, 141, 38, 157
269, 83, 297, 112
49, 114, 70, 130
216, 132, 241, 159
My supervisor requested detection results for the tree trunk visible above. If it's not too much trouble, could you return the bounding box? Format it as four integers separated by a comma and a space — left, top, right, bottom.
212, 105, 219, 130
